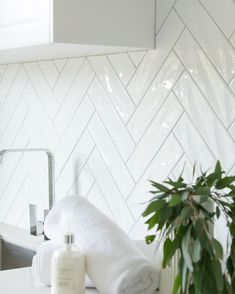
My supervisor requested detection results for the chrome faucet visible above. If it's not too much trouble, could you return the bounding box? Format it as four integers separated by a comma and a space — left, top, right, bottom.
0, 148, 55, 237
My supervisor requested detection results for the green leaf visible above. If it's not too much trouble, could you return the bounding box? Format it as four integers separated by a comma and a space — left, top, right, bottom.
212, 238, 223, 260
214, 161, 222, 180
145, 235, 156, 244
145, 213, 159, 230
172, 273, 181, 294
142, 200, 165, 217
162, 238, 173, 268
192, 238, 201, 263
210, 259, 224, 291
169, 194, 182, 207
195, 186, 210, 196
182, 228, 193, 271
149, 180, 170, 193
216, 176, 235, 189
193, 270, 202, 294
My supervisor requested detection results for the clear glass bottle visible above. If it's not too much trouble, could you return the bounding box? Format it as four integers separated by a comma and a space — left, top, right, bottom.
51, 234, 85, 294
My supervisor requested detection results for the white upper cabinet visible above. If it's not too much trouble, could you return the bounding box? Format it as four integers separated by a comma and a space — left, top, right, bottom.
0, 0, 155, 64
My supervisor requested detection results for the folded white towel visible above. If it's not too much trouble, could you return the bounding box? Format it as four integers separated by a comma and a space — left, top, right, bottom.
44, 196, 160, 294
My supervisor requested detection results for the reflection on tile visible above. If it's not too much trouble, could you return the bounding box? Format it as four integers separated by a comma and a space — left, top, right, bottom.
127, 10, 184, 105
174, 113, 216, 170
127, 93, 183, 181
175, 29, 235, 127
175, 0, 235, 82
200, 0, 235, 38
88, 56, 134, 123
108, 53, 135, 86
128, 52, 184, 143
127, 134, 183, 218
174, 72, 235, 170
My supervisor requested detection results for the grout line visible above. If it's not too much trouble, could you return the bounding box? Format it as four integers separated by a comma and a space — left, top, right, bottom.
173, 7, 235, 85
173, 46, 235, 130
87, 56, 136, 125
55, 109, 96, 181
52, 57, 86, 119
86, 115, 136, 197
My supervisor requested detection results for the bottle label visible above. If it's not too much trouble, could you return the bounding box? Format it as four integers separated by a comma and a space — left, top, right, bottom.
55, 267, 76, 289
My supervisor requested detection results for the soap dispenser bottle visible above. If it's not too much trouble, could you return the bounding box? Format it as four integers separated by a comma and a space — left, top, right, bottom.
51, 234, 85, 294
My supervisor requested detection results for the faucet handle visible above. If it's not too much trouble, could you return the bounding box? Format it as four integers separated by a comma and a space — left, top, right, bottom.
29, 204, 46, 236
29, 204, 37, 236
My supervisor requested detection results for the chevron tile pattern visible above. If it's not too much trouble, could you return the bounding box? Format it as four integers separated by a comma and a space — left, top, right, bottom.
0, 0, 235, 239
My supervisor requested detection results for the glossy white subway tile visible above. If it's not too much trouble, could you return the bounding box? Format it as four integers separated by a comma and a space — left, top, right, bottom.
88, 78, 135, 161
0, 98, 28, 150
23, 82, 59, 151
128, 52, 184, 143
128, 51, 146, 68
229, 121, 235, 140
67, 165, 94, 199
88, 114, 135, 199
174, 113, 216, 170
0, 66, 28, 133
200, 0, 235, 38
56, 131, 95, 199
55, 95, 94, 177
175, 29, 235, 127
175, 0, 235, 83
230, 76, 235, 94
54, 59, 95, 137
53, 58, 84, 104
53, 59, 67, 73
0, 64, 20, 105
38, 60, 59, 89
88, 55, 135, 124
108, 53, 136, 87
127, 10, 184, 105
88, 149, 135, 233
174, 72, 235, 170
127, 93, 183, 181
87, 184, 115, 221
127, 134, 183, 219
24, 62, 59, 119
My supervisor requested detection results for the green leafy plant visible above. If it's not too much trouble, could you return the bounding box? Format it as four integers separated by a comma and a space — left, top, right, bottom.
143, 161, 235, 294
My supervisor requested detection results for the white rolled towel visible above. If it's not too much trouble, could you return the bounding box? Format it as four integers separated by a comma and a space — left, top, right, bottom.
44, 196, 160, 294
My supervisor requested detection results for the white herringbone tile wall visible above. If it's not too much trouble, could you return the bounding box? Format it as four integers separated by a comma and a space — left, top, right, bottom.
0, 0, 235, 240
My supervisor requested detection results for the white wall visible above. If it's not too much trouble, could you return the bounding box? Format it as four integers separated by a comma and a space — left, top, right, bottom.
0, 0, 235, 240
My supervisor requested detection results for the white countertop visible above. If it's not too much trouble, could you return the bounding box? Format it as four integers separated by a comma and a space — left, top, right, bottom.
0, 267, 98, 294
